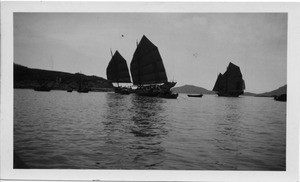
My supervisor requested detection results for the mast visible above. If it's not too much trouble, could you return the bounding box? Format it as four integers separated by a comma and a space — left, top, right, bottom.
110, 48, 113, 58
137, 40, 141, 86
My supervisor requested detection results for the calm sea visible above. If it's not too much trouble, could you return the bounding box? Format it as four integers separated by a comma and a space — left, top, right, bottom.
14, 89, 286, 170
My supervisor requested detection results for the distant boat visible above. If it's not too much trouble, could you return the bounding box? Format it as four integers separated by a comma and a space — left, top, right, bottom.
130, 35, 178, 99
33, 85, 52, 92
77, 73, 90, 93
274, 94, 287, 102
187, 94, 203, 98
158, 91, 179, 99
33, 82, 53, 92
212, 62, 245, 97
106, 50, 132, 95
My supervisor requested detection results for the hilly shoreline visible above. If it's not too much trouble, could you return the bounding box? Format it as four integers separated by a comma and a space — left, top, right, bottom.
14, 64, 114, 91
171, 84, 287, 97
14, 63, 287, 96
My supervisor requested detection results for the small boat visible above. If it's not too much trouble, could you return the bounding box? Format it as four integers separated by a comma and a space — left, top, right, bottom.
159, 90, 178, 99
274, 94, 286, 102
34, 86, 51, 92
187, 94, 203, 98
77, 88, 90, 93
33, 84, 52, 92
106, 50, 132, 95
212, 62, 245, 97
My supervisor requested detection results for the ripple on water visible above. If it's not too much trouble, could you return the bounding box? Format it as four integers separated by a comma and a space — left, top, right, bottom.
14, 90, 286, 170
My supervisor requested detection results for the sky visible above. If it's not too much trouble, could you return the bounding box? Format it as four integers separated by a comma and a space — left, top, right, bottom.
14, 13, 287, 93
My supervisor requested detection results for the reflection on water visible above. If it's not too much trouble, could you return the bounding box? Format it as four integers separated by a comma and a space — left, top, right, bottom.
98, 94, 167, 169
128, 95, 167, 168
130, 95, 167, 137
14, 89, 286, 170
213, 98, 243, 170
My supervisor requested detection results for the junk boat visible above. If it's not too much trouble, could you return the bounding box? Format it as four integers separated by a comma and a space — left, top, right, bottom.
130, 35, 178, 99
33, 85, 52, 92
212, 62, 245, 97
106, 50, 132, 95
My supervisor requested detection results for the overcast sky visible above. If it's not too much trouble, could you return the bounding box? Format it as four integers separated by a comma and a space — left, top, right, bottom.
14, 13, 287, 93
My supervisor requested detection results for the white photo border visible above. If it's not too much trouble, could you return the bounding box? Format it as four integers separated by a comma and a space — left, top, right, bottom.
1, 2, 299, 182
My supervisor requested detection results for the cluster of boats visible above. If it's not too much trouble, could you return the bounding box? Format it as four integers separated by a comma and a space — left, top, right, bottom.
106, 35, 178, 99
33, 35, 286, 101
106, 35, 249, 99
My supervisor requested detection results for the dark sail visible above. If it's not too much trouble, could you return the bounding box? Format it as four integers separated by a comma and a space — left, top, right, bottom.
106, 51, 131, 83
212, 73, 224, 91
130, 35, 168, 85
213, 62, 245, 96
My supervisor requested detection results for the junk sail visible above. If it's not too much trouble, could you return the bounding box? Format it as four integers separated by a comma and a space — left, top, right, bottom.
106, 50, 131, 84
130, 35, 178, 98
106, 50, 131, 94
213, 62, 245, 97
130, 35, 168, 85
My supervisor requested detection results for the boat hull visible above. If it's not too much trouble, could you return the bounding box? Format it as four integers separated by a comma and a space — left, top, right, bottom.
274, 94, 286, 102
114, 87, 130, 95
135, 89, 159, 97
159, 93, 178, 99
33, 87, 51, 92
134, 82, 178, 98
187, 94, 203, 98
77, 88, 90, 93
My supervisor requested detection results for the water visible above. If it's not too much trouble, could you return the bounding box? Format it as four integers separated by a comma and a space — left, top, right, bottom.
14, 89, 286, 170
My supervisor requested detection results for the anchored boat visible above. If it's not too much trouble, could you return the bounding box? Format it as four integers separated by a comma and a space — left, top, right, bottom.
106, 50, 132, 95
130, 35, 178, 99
274, 94, 287, 102
212, 62, 245, 97
187, 94, 203, 98
33, 85, 52, 92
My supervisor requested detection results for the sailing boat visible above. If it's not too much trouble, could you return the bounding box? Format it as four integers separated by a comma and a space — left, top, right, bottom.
130, 35, 178, 98
106, 50, 131, 95
212, 62, 245, 97
33, 83, 52, 92
77, 73, 90, 93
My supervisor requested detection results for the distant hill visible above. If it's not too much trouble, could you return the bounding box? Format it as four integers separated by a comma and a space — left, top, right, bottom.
243, 92, 257, 96
171, 85, 215, 94
171, 84, 287, 97
14, 64, 113, 91
256, 85, 287, 97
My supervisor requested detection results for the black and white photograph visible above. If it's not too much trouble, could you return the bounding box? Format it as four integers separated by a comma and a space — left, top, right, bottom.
1, 2, 299, 182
